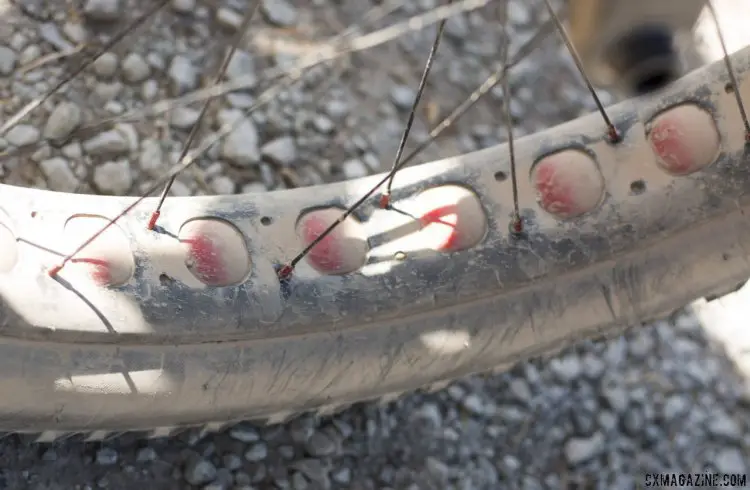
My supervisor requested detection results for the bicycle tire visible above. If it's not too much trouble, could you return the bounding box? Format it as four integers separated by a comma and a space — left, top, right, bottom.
1, 35, 750, 440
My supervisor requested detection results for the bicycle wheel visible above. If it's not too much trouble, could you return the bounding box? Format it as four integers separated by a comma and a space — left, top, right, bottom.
0, 0, 749, 440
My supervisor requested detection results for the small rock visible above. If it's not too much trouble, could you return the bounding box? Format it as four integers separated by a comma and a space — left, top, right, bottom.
509, 379, 533, 403
244, 443, 268, 462
261, 0, 298, 27
63, 21, 88, 44
324, 99, 349, 120
84, 0, 122, 21
121, 53, 150, 83
564, 432, 605, 465
83, 129, 128, 156
42, 449, 57, 462
39, 23, 74, 52
19, 44, 40, 65
217, 8, 243, 30
341, 158, 367, 179
305, 430, 337, 457
222, 453, 242, 471
662, 395, 690, 421
184, 459, 217, 486
171, 0, 196, 13
93, 53, 118, 78
390, 85, 415, 111
291, 472, 308, 490
139, 138, 164, 176
210, 175, 235, 194
135, 447, 157, 462
226, 50, 256, 85
220, 113, 260, 166
95, 448, 118, 466
168, 55, 198, 95
621, 406, 645, 436
311, 115, 335, 134
289, 459, 326, 483
169, 107, 200, 130
602, 385, 629, 413
261, 136, 297, 166
411, 402, 442, 428
44, 102, 82, 142
714, 447, 747, 473
549, 355, 582, 382
462, 393, 486, 416
707, 411, 741, 441
93, 160, 132, 194
229, 425, 260, 443
0, 46, 16, 76
40, 157, 78, 192
331, 467, 351, 485
5, 125, 40, 147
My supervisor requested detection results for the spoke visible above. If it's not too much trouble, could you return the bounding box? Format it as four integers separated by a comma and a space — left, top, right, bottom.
541, 0, 620, 143
146, 0, 262, 230
277, 17, 556, 280
706, 0, 750, 142
380, 0, 453, 208
0, 0, 171, 137
498, 0, 522, 234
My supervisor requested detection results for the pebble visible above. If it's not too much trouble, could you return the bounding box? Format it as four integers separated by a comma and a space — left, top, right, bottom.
93, 53, 119, 78
121, 53, 151, 83
169, 107, 200, 130
0, 45, 16, 75
171, 0, 196, 13
706, 411, 741, 441
40, 157, 79, 192
43, 102, 82, 142
341, 158, 368, 179
135, 448, 157, 462
216, 8, 243, 31
210, 175, 236, 194
82, 130, 128, 156
713, 447, 747, 473
95, 448, 118, 466
39, 23, 73, 52
305, 430, 337, 457
220, 113, 260, 166
226, 50, 255, 83
229, 425, 260, 443
261, 137, 297, 166
184, 459, 217, 486
564, 432, 605, 465
5, 125, 40, 147
93, 160, 133, 194
261, 0, 298, 27
83, 0, 122, 21
549, 355, 582, 382
390, 85, 416, 111
244, 443, 268, 462
168, 55, 198, 94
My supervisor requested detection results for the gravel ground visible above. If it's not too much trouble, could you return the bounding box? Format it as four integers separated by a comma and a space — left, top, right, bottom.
1, 0, 750, 489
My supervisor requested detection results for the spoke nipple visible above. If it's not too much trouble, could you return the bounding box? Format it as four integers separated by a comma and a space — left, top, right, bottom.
511, 216, 524, 235
607, 126, 621, 144
379, 194, 391, 209
48, 264, 64, 277
277, 264, 294, 280
147, 211, 161, 230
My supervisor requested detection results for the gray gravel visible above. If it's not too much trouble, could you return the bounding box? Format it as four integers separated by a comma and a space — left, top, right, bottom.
1, 0, 749, 489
